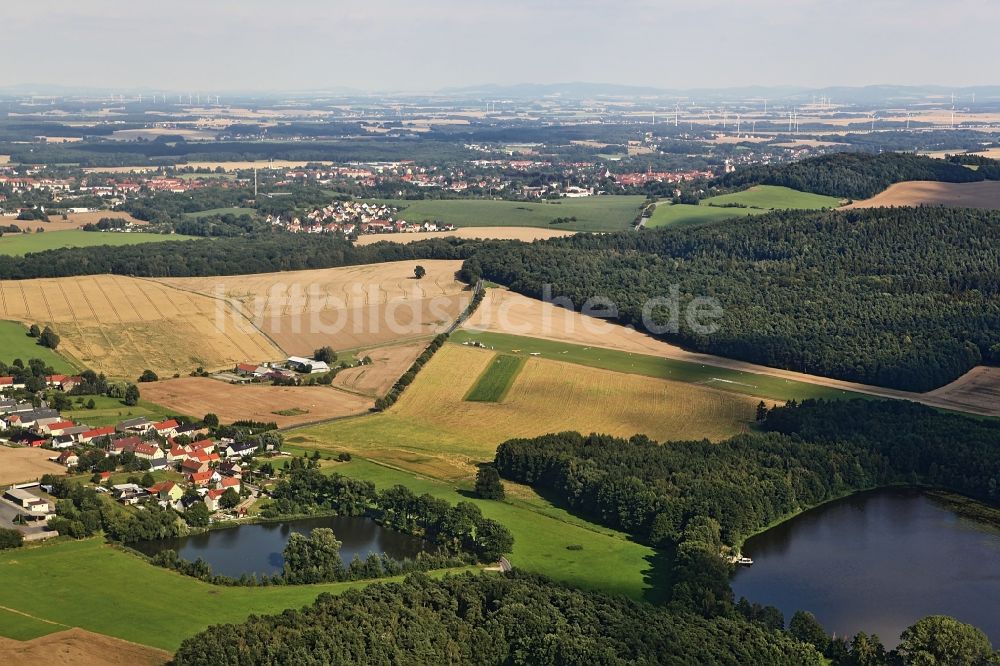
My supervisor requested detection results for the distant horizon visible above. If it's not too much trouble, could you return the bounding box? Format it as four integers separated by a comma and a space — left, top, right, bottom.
7, 0, 999, 92
3, 81, 999, 100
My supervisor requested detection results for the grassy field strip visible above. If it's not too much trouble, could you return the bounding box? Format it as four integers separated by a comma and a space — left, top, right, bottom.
450, 329, 866, 402
0, 539, 481, 651
0, 230, 197, 256
464, 354, 526, 402
0, 320, 79, 373
0, 606, 69, 640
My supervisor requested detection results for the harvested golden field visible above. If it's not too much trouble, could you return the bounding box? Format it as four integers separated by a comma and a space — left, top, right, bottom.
0, 155, 10, 165
0, 275, 280, 379
0, 629, 170, 666
923, 367, 1000, 415
140, 377, 371, 427
155, 260, 469, 354
354, 226, 574, 245
847, 180, 1000, 209
0, 447, 62, 485
333, 340, 428, 397
291, 343, 764, 480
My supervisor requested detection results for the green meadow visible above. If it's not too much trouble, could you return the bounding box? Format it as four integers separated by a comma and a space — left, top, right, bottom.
0, 230, 195, 256
0, 320, 78, 372
648, 185, 844, 229
0, 538, 478, 651
57, 393, 180, 428
702, 185, 844, 210
283, 455, 655, 601
375, 196, 647, 232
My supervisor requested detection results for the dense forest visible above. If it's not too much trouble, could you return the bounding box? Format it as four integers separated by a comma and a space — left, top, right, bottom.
171, 571, 825, 665
494, 399, 1000, 617
462, 207, 1000, 391
714, 151, 992, 198
0, 234, 478, 279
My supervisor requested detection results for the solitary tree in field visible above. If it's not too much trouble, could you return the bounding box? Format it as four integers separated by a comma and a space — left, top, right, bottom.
203, 413, 219, 427
414, 265, 426, 280
139, 369, 159, 383
39, 325, 60, 349
474, 465, 506, 500
27, 324, 40, 338
123, 383, 140, 406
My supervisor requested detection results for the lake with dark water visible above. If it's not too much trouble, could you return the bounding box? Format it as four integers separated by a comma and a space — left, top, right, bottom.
133, 515, 431, 578
731, 488, 1000, 647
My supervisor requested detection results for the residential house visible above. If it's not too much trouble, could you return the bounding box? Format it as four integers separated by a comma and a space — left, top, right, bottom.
189, 470, 219, 487
218, 460, 243, 478
216, 476, 241, 493
6, 409, 59, 429
182, 458, 208, 475
147, 481, 183, 504
167, 443, 188, 463
46, 375, 80, 392
55, 450, 79, 467
39, 420, 76, 437
173, 423, 209, 438
0, 377, 26, 392
203, 488, 226, 511
224, 441, 257, 459
116, 417, 153, 433
152, 419, 179, 438
79, 426, 115, 445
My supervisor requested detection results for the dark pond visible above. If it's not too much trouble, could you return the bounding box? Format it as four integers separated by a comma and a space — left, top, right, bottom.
133, 515, 432, 578
731, 488, 1000, 647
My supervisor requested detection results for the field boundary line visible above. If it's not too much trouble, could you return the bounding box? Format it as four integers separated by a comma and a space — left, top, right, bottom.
0, 604, 72, 630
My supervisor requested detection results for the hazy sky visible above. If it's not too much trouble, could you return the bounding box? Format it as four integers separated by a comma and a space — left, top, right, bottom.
6, 0, 997, 92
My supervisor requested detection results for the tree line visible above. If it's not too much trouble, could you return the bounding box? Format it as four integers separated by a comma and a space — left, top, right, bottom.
265, 467, 514, 564
713, 151, 992, 199
0, 234, 479, 280
461, 206, 1000, 391
171, 571, 825, 665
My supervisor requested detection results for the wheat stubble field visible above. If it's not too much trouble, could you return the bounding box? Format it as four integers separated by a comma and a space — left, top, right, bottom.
156, 260, 470, 354
290, 343, 765, 480
0, 275, 279, 379
847, 180, 1000, 209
